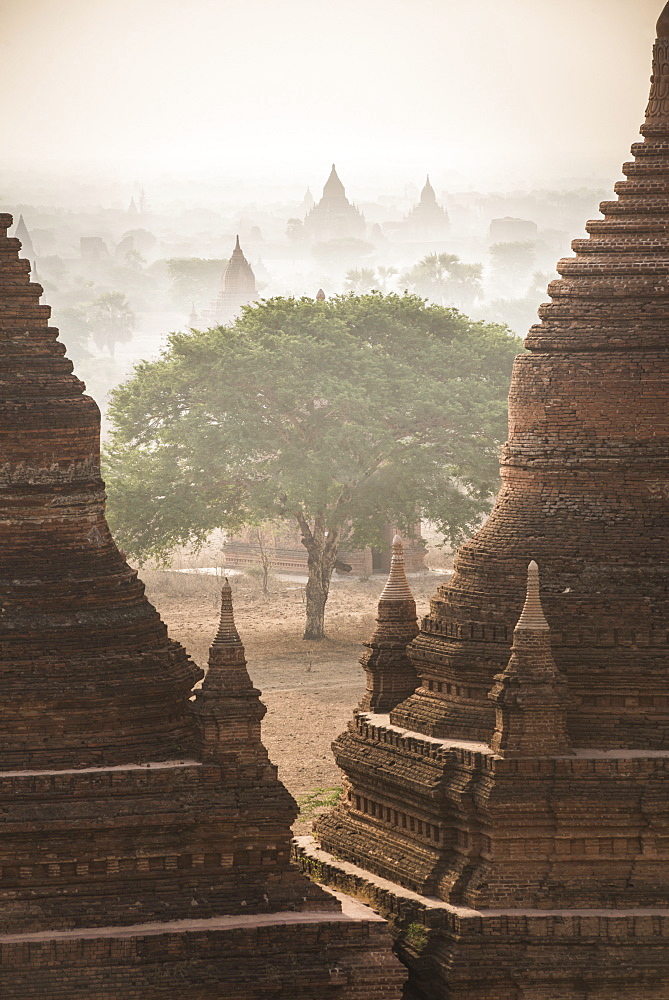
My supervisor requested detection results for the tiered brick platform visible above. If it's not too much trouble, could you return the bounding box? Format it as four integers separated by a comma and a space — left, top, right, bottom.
310, 6, 669, 997
0, 213, 405, 996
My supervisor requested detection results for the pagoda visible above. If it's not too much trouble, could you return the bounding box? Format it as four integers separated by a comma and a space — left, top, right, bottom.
299, 6, 669, 997
0, 213, 405, 997
14, 214, 36, 268
214, 234, 257, 323
303, 164, 366, 242
403, 176, 450, 240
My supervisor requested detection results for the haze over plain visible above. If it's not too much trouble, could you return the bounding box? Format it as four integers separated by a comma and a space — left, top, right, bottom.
0, 0, 661, 204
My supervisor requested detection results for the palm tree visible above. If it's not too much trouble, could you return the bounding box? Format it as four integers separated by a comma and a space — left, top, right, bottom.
89, 292, 135, 357
344, 268, 377, 294
375, 266, 399, 293
402, 253, 482, 310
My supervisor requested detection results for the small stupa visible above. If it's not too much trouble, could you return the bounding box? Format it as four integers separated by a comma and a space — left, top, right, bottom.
358, 535, 420, 713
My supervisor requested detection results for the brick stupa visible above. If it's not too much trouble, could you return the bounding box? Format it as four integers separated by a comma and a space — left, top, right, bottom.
299, 6, 669, 998
0, 213, 405, 997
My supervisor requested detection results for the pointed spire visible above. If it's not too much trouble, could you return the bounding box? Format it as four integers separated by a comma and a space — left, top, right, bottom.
358, 534, 419, 714
646, 4, 669, 122
515, 560, 549, 631
421, 175, 436, 204
15, 214, 35, 262
193, 576, 272, 770
379, 535, 415, 602
488, 561, 572, 757
221, 237, 256, 302
212, 578, 241, 645
323, 164, 346, 200
316, 288, 326, 301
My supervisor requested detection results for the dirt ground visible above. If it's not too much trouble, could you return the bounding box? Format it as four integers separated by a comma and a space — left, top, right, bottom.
141, 567, 448, 833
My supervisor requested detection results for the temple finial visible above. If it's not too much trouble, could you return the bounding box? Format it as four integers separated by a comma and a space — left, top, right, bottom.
316, 288, 326, 301
358, 534, 419, 713
515, 560, 549, 631
234, 234, 241, 251
658, 2, 669, 38
379, 535, 415, 602
213, 578, 241, 645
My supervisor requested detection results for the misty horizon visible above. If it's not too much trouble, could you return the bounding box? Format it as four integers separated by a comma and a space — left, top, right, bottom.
0, 0, 663, 208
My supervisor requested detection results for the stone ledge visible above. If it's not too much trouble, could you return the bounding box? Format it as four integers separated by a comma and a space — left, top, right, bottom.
294, 836, 669, 934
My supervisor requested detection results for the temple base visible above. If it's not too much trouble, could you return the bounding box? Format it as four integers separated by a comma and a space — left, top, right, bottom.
0, 894, 407, 999
295, 837, 669, 1000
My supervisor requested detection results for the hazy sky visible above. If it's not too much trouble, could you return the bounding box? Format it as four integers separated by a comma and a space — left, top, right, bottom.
0, 0, 663, 199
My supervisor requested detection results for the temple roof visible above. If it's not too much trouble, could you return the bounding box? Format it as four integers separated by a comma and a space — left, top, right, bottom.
322, 163, 346, 200
223, 235, 256, 296
420, 175, 437, 204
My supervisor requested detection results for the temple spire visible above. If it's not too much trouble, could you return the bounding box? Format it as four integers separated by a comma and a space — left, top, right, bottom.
359, 535, 419, 713
421, 175, 436, 203
489, 562, 572, 757
646, 3, 669, 121
515, 559, 549, 630
379, 534, 415, 601
212, 577, 241, 644
323, 163, 346, 199
193, 579, 272, 770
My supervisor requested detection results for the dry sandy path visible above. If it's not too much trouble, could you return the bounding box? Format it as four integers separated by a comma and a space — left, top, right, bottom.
142, 570, 442, 830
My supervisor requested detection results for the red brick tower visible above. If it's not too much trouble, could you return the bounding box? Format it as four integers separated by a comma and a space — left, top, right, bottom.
303, 6, 669, 997
0, 214, 406, 997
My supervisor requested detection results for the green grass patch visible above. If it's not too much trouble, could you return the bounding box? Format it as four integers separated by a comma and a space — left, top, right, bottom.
297, 786, 343, 820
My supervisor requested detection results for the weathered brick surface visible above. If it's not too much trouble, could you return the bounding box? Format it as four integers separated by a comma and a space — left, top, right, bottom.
0, 919, 407, 999
0, 215, 405, 995
296, 838, 669, 1000
314, 9, 669, 997
391, 53, 669, 753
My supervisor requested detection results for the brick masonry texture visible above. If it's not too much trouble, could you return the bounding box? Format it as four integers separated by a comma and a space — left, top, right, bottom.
0, 215, 405, 995
312, 7, 669, 998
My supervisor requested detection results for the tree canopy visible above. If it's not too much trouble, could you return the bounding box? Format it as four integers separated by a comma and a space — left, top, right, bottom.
104, 293, 522, 637
402, 253, 483, 310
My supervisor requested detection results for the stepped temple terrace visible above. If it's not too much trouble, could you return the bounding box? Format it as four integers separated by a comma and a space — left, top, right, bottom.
297, 6, 669, 999
0, 213, 405, 997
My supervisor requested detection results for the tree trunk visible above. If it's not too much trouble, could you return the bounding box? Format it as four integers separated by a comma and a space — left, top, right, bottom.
296, 513, 340, 641
304, 567, 328, 640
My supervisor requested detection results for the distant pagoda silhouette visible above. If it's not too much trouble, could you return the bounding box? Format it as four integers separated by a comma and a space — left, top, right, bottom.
403, 175, 450, 239
300, 5, 669, 997
0, 213, 405, 997
214, 234, 257, 322
14, 213, 36, 269
303, 164, 366, 242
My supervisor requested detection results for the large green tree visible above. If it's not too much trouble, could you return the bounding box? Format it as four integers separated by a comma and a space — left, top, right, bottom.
104, 293, 521, 639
